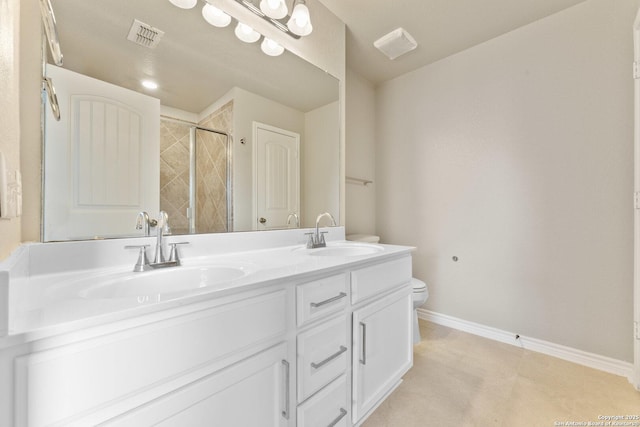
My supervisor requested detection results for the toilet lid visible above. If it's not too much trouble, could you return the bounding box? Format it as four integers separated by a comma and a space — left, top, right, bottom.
411, 278, 427, 291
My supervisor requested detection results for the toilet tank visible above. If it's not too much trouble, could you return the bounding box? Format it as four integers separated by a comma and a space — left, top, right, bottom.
346, 234, 380, 244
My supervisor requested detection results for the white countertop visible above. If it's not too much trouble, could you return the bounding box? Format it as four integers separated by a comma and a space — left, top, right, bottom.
0, 230, 413, 347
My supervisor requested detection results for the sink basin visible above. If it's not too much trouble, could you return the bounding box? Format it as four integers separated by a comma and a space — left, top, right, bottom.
77, 264, 254, 301
296, 242, 384, 257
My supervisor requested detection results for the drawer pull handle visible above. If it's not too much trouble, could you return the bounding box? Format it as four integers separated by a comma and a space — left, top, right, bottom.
327, 408, 348, 427
311, 345, 347, 369
310, 292, 347, 308
359, 322, 367, 365
281, 359, 290, 420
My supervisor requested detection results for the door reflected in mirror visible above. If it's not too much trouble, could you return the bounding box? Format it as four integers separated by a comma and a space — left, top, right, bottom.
42, 0, 340, 241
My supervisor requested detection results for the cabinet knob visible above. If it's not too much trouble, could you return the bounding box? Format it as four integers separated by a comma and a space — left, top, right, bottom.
259, 217, 267, 224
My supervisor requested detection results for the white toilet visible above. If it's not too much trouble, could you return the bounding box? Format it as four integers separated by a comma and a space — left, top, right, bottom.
346, 234, 429, 344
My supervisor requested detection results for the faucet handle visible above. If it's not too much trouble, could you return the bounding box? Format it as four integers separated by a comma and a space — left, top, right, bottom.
319, 231, 328, 246
124, 245, 151, 272
168, 242, 189, 264
304, 232, 315, 249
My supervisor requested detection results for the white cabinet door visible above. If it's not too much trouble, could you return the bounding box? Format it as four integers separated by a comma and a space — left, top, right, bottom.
105, 343, 292, 427
352, 287, 413, 424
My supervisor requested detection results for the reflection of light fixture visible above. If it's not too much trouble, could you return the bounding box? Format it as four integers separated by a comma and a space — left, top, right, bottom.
261, 37, 284, 56
234, 22, 261, 43
168, 0, 197, 9
287, 0, 312, 36
142, 80, 158, 90
259, 0, 287, 19
202, 3, 231, 27
168, 0, 303, 57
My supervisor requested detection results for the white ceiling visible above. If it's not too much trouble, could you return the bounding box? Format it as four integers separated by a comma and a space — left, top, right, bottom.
319, 0, 589, 85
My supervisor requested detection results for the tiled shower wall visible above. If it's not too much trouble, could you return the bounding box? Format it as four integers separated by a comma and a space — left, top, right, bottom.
159, 102, 232, 235
197, 101, 233, 234
159, 120, 190, 235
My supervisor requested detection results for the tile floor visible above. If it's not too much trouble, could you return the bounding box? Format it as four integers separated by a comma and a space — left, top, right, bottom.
362, 320, 640, 427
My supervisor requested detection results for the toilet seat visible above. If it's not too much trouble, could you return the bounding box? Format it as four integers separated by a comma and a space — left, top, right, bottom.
411, 278, 427, 292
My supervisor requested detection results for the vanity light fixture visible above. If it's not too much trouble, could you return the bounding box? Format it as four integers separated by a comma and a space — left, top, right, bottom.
287, 0, 312, 36
259, 0, 287, 19
168, 0, 307, 56
234, 22, 261, 43
260, 37, 284, 56
168, 0, 198, 9
202, 3, 232, 27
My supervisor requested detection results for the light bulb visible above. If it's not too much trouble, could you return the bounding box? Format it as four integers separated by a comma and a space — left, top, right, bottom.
168, 0, 197, 9
234, 22, 261, 43
261, 38, 284, 56
292, 4, 309, 27
287, 1, 312, 36
142, 80, 158, 90
259, 0, 287, 19
202, 3, 231, 27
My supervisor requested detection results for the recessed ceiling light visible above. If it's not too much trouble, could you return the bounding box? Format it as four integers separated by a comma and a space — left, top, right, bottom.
142, 80, 158, 90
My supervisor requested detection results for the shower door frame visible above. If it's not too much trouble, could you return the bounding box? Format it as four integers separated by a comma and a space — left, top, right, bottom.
188, 125, 233, 234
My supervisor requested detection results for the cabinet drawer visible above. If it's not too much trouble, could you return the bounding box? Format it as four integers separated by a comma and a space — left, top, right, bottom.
297, 273, 348, 326
297, 375, 348, 427
351, 256, 412, 304
15, 289, 287, 427
297, 316, 348, 402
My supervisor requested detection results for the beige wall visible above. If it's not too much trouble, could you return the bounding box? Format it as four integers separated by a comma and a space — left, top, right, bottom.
303, 101, 340, 227
345, 68, 376, 237
376, 0, 637, 361
19, 0, 41, 244
0, 0, 22, 259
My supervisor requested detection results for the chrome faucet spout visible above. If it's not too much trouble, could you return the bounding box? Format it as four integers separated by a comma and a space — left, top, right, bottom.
287, 212, 300, 228
153, 211, 170, 264
311, 212, 336, 248
136, 211, 150, 236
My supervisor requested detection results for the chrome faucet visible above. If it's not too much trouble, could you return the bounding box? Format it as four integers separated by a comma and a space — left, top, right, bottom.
306, 212, 336, 249
287, 212, 300, 228
153, 211, 170, 264
126, 211, 189, 271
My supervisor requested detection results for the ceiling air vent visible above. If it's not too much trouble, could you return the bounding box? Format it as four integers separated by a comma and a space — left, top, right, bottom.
127, 19, 164, 49
374, 28, 417, 60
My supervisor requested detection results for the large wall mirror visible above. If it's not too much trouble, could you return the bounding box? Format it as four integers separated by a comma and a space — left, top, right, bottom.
42, 0, 340, 241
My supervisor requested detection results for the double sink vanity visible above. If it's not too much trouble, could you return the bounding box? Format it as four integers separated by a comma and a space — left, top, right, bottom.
0, 227, 414, 427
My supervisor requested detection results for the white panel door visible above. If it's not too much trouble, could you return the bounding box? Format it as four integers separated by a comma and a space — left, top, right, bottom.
352, 287, 413, 424
44, 65, 159, 241
254, 122, 300, 230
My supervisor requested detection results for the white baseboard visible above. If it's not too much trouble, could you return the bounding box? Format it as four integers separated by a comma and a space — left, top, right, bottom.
417, 308, 635, 382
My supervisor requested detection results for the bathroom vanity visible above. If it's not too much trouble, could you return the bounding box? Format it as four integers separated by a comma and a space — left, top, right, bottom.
0, 228, 413, 426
